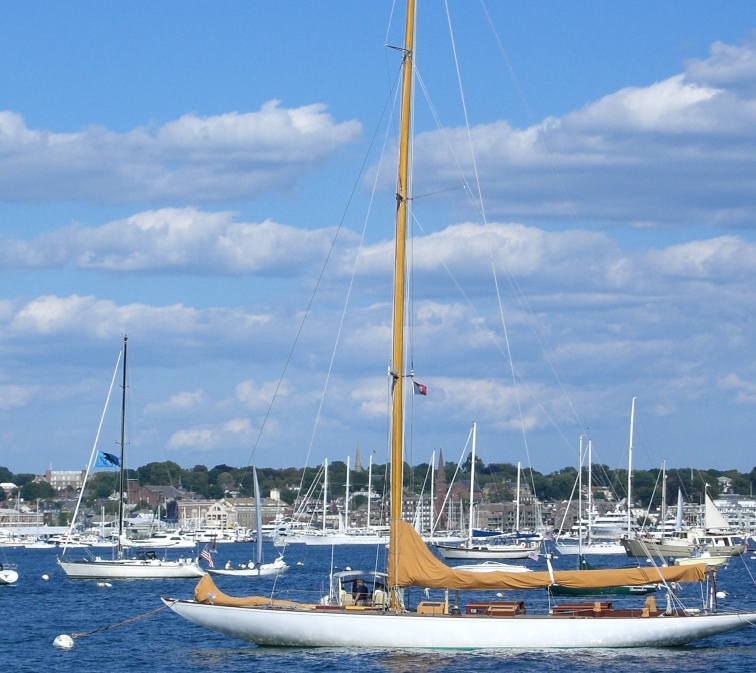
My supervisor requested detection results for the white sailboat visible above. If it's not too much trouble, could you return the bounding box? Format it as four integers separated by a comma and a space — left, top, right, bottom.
208, 467, 287, 577
164, 0, 756, 646
58, 337, 204, 580
281, 455, 390, 546
555, 439, 625, 556
435, 426, 540, 560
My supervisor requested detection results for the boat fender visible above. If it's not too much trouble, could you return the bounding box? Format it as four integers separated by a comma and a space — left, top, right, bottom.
53, 634, 74, 650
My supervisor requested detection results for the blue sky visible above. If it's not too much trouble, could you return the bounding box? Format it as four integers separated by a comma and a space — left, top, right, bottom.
1, 1, 756, 478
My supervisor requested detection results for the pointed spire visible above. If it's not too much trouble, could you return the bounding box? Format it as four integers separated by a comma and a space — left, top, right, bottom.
355, 443, 363, 473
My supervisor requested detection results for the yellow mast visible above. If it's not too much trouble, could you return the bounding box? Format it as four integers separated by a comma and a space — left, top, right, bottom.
389, 0, 416, 605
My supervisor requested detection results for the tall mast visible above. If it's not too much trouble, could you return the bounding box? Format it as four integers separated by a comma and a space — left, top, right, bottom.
468, 423, 477, 543
389, 0, 416, 596
323, 458, 328, 532
345, 456, 350, 531
627, 397, 636, 536
515, 461, 521, 533
117, 335, 128, 557
587, 439, 593, 542
429, 450, 435, 536
367, 453, 373, 532
661, 460, 667, 536
577, 437, 583, 557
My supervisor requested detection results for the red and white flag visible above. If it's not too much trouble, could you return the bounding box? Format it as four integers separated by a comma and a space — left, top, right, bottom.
413, 381, 428, 396
200, 545, 214, 567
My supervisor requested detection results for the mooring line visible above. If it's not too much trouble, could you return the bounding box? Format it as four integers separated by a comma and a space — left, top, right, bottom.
72, 604, 170, 639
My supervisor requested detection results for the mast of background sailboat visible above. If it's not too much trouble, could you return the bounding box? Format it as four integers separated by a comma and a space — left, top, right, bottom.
429, 450, 435, 536
468, 423, 477, 544
323, 458, 328, 532
389, 0, 415, 605
627, 397, 636, 536
577, 437, 582, 557
345, 456, 350, 531
367, 453, 373, 532
117, 335, 128, 558
587, 440, 592, 542
515, 461, 521, 534
661, 460, 667, 536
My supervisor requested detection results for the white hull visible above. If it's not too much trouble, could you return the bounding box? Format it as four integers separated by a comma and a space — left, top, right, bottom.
165, 600, 756, 648
435, 544, 535, 560
208, 557, 288, 577
301, 534, 388, 546
58, 557, 205, 579
0, 569, 19, 584
554, 542, 626, 556
453, 562, 530, 573
126, 539, 196, 550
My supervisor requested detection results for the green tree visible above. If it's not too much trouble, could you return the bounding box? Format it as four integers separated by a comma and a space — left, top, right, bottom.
21, 481, 55, 501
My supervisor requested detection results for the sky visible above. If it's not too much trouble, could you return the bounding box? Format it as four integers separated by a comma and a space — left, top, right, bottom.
1, 1, 756, 478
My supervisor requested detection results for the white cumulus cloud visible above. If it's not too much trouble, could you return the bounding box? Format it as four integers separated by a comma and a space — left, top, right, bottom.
0, 101, 360, 204
396, 36, 756, 227
0, 207, 342, 275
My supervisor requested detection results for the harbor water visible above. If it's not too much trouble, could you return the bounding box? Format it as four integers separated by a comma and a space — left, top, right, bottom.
2, 543, 755, 673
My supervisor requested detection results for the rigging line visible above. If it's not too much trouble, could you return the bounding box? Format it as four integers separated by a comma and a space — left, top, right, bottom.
490, 249, 539, 499
444, 0, 486, 222
299, 63, 404, 486
502, 270, 588, 434
420, 54, 589, 438
433, 427, 473, 533
478, 0, 592, 433
420, 64, 587, 462
63, 349, 122, 558
410, 212, 576, 459
554, 469, 581, 539
242, 62, 403, 488
383, 0, 399, 112
410, 184, 466, 200
479, 0, 583, 228
413, 68, 483, 220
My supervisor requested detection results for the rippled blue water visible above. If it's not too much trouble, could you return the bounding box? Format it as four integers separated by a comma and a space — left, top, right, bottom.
2, 543, 756, 673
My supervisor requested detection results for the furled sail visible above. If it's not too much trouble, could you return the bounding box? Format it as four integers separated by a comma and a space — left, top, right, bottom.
390, 521, 706, 590
194, 573, 316, 609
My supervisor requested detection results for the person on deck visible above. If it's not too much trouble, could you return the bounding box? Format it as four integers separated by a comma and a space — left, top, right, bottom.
353, 579, 369, 605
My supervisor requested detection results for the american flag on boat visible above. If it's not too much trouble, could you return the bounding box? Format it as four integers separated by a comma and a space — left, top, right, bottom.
200, 545, 214, 567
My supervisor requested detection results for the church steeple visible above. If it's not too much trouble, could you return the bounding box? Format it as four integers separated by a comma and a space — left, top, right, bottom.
354, 443, 363, 473
434, 448, 447, 529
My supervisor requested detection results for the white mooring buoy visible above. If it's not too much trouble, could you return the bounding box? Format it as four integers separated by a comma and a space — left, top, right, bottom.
53, 634, 74, 650
41, 574, 50, 581
716, 591, 727, 599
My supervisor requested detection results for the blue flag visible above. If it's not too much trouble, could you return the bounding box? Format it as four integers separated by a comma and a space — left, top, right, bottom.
95, 451, 120, 468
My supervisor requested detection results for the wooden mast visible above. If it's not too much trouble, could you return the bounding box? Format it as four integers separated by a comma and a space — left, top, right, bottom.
389, 0, 416, 603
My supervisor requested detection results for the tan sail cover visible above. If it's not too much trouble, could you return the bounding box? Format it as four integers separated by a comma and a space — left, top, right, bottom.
194, 573, 316, 609
390, 521, 706, 590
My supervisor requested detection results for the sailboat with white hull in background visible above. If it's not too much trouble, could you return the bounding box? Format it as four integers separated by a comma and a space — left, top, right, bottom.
163, 0, 756, 646
58, 337, 204, 580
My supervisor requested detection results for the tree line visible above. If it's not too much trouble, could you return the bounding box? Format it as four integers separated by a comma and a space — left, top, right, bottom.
2, 461, 755, 509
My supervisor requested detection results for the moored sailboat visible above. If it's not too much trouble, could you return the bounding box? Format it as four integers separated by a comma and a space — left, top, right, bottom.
58, 337, 204, 580
207, 468, 288, 577
164, 0, 756, 646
